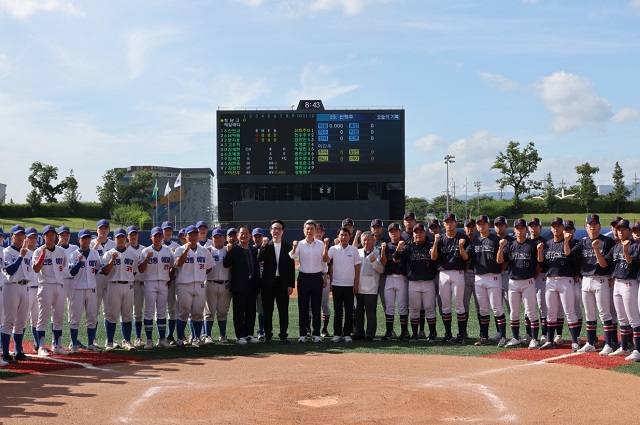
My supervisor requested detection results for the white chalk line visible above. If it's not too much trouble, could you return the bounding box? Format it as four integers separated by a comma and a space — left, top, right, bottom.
25, 353, 112, 372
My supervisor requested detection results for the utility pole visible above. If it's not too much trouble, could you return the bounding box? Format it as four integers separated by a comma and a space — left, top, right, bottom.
464, 177, 468, 218
474, 180, 481, 211
444, 155, 455, 214
632, 173, 639, 202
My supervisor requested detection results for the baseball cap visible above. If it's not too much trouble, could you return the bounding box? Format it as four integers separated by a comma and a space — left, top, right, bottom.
403, 212, 416, 221
610, 216, 624, 225
151, 227, 162, 236
0, 227, 4, 235
633, 221, 640, 230
413, 223, 426, 232
126, 225, 139, 235
342, 218, 354, 227
428, 219, 441, 229
527, 217, 541, 226
196, 221, 208, 229
550, 217, 565, 226
586, 214, 600, 224
42, 225, 56, 234
25, 227, 38, 237
178, 228, 186, 235
514, 218, 527, 228
185, 225, 198, 234
97, 219, 110, 228
370, 219, 383, 228
565, 220, 576, 230
57, 226, 71, 235
316, 223, 325, 230
494, 216, 507, 225
113, 228, 127, 237
78, 229, 92, 239
11, 225, 25, 235
616, 219, 631, 229
464, 218, 476, 227
387, 222, 401, 232
161, 221, 174, 230
252, 228, 264, 236
212, 228, 225, 237
226, 228, 237, 236
443, 213, 457, 222
476, 215, 489, 224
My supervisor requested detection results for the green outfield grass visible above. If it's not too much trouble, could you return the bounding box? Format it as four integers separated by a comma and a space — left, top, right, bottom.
0, 218, 102, 232
515, 213, 640, 226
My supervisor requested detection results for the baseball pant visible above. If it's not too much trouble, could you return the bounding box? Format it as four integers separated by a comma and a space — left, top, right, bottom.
64, 277, 74, 322
105, 282, 134, 324
475, 274, 504, 317
0, 285, 3, 339
545, 277, 577, 326
508, 278, 538, 323
95, 274, 108, 317
355, 293, 377, 338
232, 290, 257, 338
439, 270, 466, 316
408, 280, 436, 320
69, 288, 98, 329
464, 271, 479, 313
204, 280, 232, 322
28, 285, 38, 329
297, 272, 323, 337
384, 275, 408, 316
176, 282, 206, 322
167, 280, 177, 320
610, 279, 618, 324
575, 278, 583, 320
582, 276, 612, 322
501, 272, 511, 313
332, 285, 354, 337
261, 280, 290, 340
144, 281, 169, 321
377, 275, 387, 313
535, 272, 547, 324
613, 279, 640, 328
2, 283, 29, 336
36, 283, 65, 332
133, 282, 145, 323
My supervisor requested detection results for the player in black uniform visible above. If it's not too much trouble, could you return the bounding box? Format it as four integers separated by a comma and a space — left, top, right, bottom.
381, 223, 409, 341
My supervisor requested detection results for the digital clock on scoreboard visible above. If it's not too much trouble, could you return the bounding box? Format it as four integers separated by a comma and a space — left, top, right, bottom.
217, 105, 404, 183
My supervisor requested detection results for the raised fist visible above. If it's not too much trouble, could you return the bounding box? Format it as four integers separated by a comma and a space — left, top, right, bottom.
324, 238, 330, 246
591, 239, 601, 249
459, 239, 466, 249
292, 240, 299, 248
499, 239, 507, 248
78, 253, 84, 261
381, 242, 387, 251
262, 237, 268, 247
369, 254, 376, 263
537, 242, 544, 252
434, 233, 441, 243
146, 251, 154, 261
397, 240, 405, 251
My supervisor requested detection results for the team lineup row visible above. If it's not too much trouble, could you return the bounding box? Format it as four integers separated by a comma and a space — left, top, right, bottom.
0, 211, 638, 367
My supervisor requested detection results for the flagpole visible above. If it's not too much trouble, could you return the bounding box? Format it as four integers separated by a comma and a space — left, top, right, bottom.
179, 170, 182, 227
154, 179, 158, 226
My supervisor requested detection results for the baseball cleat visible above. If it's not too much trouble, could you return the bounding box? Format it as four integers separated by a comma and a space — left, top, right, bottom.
157, 339, 173, 348
2, 354, 17, 364
166, 335, 176, 345
451, 335, 465, 345
528, 339, 540, 350
409, 334, 419, 343
625, 350, 640, 361
520, 335, 531, 346
192, 338, 204, 348
14, 352, 28, 361
203, 336, 214, 345
425, 333, 438, 342
175, 338, 186, 347
86, 344, 102, 352
553, 335, 564, 345
540, 335, 548, 345
497, 337, 507, 348
297, 336, 307, 343
0, 358, 9, 367
312, 336, 322, 343
122, 341, 136, 351
53, 346, 71, 356
419, 330, 427, 340
488, 332, 502, 342
344, 336, 353, 343
441, 334, 453, 344
571, 343, 581, 352
236, 337, 247, 345
599, 344, 613, 356
609, 347, 630, 357
381, 332, 392, 341
218, 336, 228, 343
144, 340, 154, 350
246, 336, 259, 344
134, 338, 145, 348
474, 338, 491, 346
70, 345, 80, 354
331, 336, 341, 343
38, 347, 51, 357
539, 341, 554, 350
504, 338, 520, 348
577, 343, 596, 353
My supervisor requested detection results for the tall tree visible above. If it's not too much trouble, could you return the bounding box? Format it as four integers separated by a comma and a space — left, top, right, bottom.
404, 197, 430, 221
574, 162, 599, 212
26, 189, 41, 213
28, 161, 67, 203
541, 172, 558, 213
609, 161, 631, 213
491, 141, 542, 211
97, 168, 155, 212
63, 169, 82, 214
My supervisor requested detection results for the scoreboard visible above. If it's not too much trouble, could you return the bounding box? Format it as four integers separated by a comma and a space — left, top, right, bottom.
217, 102, 404, 183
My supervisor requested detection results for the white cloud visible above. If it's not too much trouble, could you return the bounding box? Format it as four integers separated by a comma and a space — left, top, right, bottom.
536, 71, 612, 133
522, 0, 539, 4
309, 0, 366, 16
612, 107, 640, 123
125, 27, 180, 80
413, 134, 447, 154
478, 72, 518, 91
288, 64, 359, 105
630, 0, 640, 8
0, 0, 84, 20
238, 0, 376, 16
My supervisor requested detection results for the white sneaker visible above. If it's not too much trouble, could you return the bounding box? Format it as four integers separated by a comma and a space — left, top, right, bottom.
297, 336, 307, 343
105, 342, 115, 352
609, 347, 630, 357
157, 339, 173, 348
70, 345, 79, 354
625, 350, 640, 361
577, 343, 596, 353
122, 341, 136, 351
497, 337, 507, 348
247, 336, 259, 344
192, 338, 204, 347
528, 339, 539, 350
203, 336, 214, 345
331, 335, 341, 343
134, 338, 145, 348
571, 343, 580, 352
312, 336, 322, 343
218, 336, 228, 343
505, 338, 520, 348
175, 338, 185, 347
144, 340, 154, 350
236, 337, 247, 345
53, 346, 71, 356
553, 335, 564, 345
0, 358, 8, 367
86, 344, 102, 352
38, 347, 51, 357
599, 344, 613, 356
539, 341, 554, 350
540, 335, 548, 345
488, 332, 502, 342
344, 336, 353, 343
520, 335, 531, 346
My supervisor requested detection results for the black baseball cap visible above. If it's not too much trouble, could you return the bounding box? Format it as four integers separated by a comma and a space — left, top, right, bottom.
370, 219, 383, 228
586, 214, 600, 224
616, 219, 631, 229
494, 216, 507, 225
633, 221, 640, 231
610, 216, 624, 225
342, 218, 354, 227
387, 222, 401, 232
527, 217, 541, 226
550, 217, 564, 227
428, 219, 441, 229
443, 213, 457, 222
565, 220, 576, 230
464, 218, 476, 227
413, 223, 426, 232
475, 215, 489, 224
403, 212, 416, 221
514, 218, 527, 228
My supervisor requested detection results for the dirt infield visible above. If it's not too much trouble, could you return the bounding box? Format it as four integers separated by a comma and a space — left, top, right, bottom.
2, 353, 639, 424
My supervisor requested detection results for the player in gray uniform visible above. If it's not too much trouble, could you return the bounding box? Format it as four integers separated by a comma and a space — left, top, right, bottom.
203, 228, 232, 343
562, 219, 583, 341
127, 226, 146, 348
0, 228, 5, 366
93, 219, 116, 345
161, 221, 180, 344
427, 218, 443, 338
527, 217, 549, 343
463, 218, 478, 339
382, 223, 410, 341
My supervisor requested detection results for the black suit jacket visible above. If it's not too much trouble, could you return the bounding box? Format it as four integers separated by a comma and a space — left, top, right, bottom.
223, 244, 260, 293
259, 240, 295, 289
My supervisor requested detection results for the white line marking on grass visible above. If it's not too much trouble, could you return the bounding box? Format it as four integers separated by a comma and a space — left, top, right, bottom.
25, 354, 111, 372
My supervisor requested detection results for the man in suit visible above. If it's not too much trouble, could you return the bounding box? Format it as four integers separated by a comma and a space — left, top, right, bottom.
259, 220, 295, 343
223, 225, 261, 344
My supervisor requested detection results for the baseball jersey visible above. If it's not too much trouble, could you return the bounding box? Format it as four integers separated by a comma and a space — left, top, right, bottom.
102, 247, 139, 282
435, 232, 470, 271
174, 244, 214, 283
570, 235, 615, 276
33, 245, 69, 283
3, 245, 34, 283
0, 248, 5, 286
129, 244, 146, 282
94, 239, 116, 257
395, 241, 436, 281
401, 230, 414, 244
358, 248, 385, 294
604, 241, 640, 280
69, 248, 102, 289
383, 241, 406, 275
501, 239, 538, 280
467, 233, 502, 275
208, 246, 231, 281
140, 245, 174, 282
541, 239, 574, 277
327, 244, 361, 286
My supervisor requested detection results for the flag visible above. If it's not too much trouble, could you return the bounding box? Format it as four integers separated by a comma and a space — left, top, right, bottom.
152, 180, 158, 199
174, 172, 182, 188
164, 181, 171, 196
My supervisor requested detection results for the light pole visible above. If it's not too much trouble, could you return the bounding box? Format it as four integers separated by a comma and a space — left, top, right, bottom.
444, 155, 455, 214
474, 181, 481, 211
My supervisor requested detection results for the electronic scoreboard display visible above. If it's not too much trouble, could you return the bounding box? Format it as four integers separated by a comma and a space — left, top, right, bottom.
217, 102, 404, 183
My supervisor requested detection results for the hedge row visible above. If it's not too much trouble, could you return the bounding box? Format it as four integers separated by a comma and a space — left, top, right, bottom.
0, 202, 107, 218
480, 198, 639, 217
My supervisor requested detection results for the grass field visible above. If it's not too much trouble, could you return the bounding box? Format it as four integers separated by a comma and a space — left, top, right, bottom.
0, 217, 101, 232
506, 213, 640, 225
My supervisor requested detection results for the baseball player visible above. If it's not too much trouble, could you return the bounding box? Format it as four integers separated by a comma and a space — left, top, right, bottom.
174, 225, 214, 347
101, 228, 139, 351
431, 213, 470, 344
467, 216, 508, 347
161, 221, 180, 344
203, 228, 232, 343
369, 219, 390, 314
226, 228, 238, 247
0, 228, 6, 366
32, 225, 70, 356
93, 219, 116, 344
566, 214, 616, 354
463, 218, 479, 338
382, 223, 409, 341
138, 227, 174, 349
527, 218, 549, 344
497, 218, 541, 349
315, 223, 332, 337
493, 215, 513, 316
536, 217, 581, 352
67, 229, 102, 352
24, 227, 39, 351
594, 219, 640, 360
401, 212, 416, 244
427, 219, 443, 338
2, 225, 33, 364
126, 226, 146, 347
607, 216, 621, 348
563, 219, 583, 341
394, 223, 437, 342
56, 226, 80, 349
632, 222, 640, 242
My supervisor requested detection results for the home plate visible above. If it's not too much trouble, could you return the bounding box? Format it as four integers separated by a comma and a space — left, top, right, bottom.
297, 396, 339, 407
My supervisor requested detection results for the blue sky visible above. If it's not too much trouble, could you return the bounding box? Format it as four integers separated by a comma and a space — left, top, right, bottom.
1, 0, 639, 204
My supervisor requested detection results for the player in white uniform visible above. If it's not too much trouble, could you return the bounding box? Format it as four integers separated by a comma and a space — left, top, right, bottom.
138, 227, 174, 349
203, 228, 232, 344
93, 219, 116, 341
32, 225, 70, 357
161, 221, 181, 344
2, 225, 33, 364
0, 228, 7, 366
24, 227, 40, 351
173, 225, 214, 347
101, 228, 139, 351
126, 226, 146, 347
68, 229, 103, 352
55, 226, 80, 349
